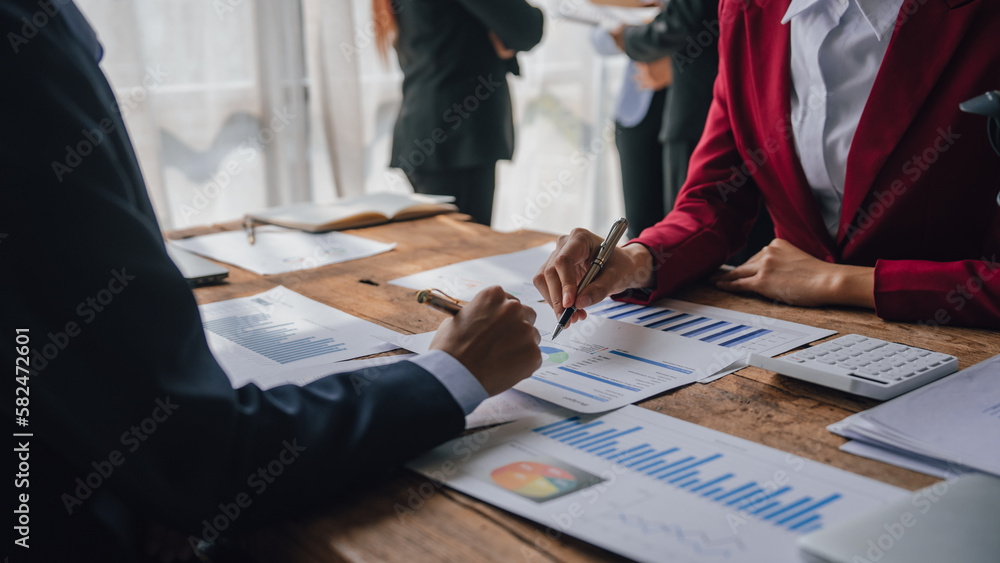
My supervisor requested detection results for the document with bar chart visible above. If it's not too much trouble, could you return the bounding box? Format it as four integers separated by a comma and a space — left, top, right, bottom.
392, 302, 735, 414
585, 298, 836, 382
515, 310, 735, 413
199, 286, 399, 388
408, 406, 906, 563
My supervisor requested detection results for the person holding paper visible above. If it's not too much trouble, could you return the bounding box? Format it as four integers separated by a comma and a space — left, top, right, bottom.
1, 3, 541, 560
535, 0, 1000, 329
375, 0, 544, 225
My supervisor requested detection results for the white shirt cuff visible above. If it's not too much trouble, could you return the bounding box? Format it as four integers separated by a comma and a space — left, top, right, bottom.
409, 350, 488, 415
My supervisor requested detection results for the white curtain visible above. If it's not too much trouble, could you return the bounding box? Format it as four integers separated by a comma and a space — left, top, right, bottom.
76, 0, 626, 235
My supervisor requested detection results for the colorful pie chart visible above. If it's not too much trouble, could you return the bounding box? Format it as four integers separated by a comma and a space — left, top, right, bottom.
490, 461, 578, 500
540, 346, 569, 364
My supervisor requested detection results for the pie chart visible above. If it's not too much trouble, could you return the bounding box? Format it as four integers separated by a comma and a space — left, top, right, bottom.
540, 345, 569, 364
490, 461, 578, 500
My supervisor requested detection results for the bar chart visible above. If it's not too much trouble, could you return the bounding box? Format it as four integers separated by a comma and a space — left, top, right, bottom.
203, 312, 348, 364
585, 298, 835, 381
590, 302, 772, 351
533, 415, 843, 533
409, 405, 906, 563
199, 287, 399, 387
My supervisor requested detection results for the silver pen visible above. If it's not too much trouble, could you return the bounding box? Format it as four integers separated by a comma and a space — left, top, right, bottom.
551, 217, 629, 340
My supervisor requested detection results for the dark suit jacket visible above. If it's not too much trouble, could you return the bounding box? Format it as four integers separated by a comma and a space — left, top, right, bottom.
622, 0, 719, 144
0, 2, 466, 559
389, 0, 543, 174
625, 0, 1000, 328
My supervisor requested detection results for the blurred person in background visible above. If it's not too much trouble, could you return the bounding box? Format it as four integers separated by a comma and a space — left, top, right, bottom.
591, 22, 672, 239
610, 0, 773, 262
375, 0, 544, 225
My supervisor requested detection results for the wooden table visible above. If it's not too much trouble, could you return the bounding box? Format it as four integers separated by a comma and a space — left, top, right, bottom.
173, 215, 997, 562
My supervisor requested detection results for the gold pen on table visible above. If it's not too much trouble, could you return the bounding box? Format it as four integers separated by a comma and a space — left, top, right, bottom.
416, 289, 463, 316
552, 217, 629, 340
243, 216, 256, 245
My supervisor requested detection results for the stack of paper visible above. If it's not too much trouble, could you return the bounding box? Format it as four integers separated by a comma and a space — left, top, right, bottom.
829, 353, 1000, 479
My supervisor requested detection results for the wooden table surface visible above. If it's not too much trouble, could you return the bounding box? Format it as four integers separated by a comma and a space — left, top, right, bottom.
172, 215, 998, 563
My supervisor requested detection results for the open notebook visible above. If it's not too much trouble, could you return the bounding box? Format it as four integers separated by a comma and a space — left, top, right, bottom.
245, 192, 457, 232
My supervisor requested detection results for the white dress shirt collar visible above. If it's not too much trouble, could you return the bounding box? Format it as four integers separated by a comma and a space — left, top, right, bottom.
782, 0, 899, 41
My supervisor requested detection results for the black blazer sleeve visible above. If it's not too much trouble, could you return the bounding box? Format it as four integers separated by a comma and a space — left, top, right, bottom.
0, 2, 465, 556
622, 0, 720, 143
623, 0, 716, 62
454, 0, 544, 52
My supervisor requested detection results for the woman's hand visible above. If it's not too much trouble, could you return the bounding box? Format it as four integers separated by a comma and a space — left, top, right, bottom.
533, 229, 656, 328
713, 239, 875, 309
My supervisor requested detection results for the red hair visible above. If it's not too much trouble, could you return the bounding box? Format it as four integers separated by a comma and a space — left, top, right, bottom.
372, 0, 397, 64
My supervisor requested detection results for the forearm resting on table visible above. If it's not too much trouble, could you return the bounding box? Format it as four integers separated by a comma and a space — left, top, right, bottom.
830, 264, 876, 309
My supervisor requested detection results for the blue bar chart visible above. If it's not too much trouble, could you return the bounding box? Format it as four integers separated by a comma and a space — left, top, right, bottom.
409, 404, 907, 562
591, 302, 773, 349
203, 312, 347, 364
585, 299, 835, 380
533, 416, 841, 533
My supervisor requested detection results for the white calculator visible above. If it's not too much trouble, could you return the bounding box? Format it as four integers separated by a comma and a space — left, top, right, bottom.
749, 334, 958, 400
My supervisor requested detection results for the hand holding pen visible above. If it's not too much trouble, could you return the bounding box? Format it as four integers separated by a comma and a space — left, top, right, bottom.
533, 219, 657, 338
419, 287, 542, 396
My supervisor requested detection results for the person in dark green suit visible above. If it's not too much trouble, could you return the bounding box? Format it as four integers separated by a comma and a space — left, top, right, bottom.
376, 0, 544, 225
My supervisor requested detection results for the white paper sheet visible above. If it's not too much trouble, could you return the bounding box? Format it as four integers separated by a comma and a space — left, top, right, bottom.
408, 406, 906, 563
389, 242, 554, 303
224, 354, 415, 391
172, 226, 396, 275
518, 317, 739, 413
465, 389, 567, 430
200, 286, 399, 388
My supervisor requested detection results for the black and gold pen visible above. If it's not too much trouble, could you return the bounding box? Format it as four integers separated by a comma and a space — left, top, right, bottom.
416, 289, 463, 316
552, 217, 629, 340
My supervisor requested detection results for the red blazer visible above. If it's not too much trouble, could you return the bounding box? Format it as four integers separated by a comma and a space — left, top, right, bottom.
628, 0, 1000, 329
